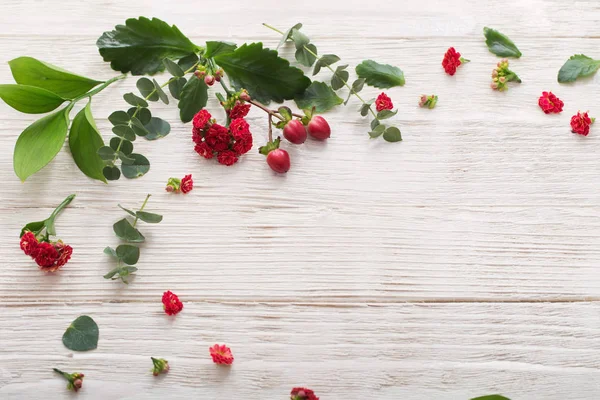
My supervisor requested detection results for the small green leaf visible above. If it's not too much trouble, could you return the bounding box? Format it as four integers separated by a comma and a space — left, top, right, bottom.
97, 146, 116, 161
103, 246, 118, 258
103, 166, 121, 180
483, 27, 522, 58
116, 244, 140, 265
383, 126, 402, 142
108, 110, 130, 125
136, 211, 163, 224
118, 204, 136, 217
370, 118, 380, 130
557, 54, 600, 83
352, 78, 366, 93
377, 109, 397, 120
14, 107, 69, 181
0, 84, 65, 114
20, 220, 46, 237
121, 153, 150, 179
130, 117, 149, 137
119, 151, 135, 165
278, 106, 293, 121
291, 29, 310, 48
204, 41, 237, 58
112, 125, 136, 141
356, 60, 404, 88
144, 117, 171, 140
104, 266, 138, 283
136, 77, 159, 101
163, 58, 185, 77
152, 79, 169, 104
294, 81, 343, 113
277, 23, 302, 49
127, 107, 151, 125
471, 396, 511, 400
295, 43, 318, 67
360, 101, 373, 117
110, 138, 133, 155
69, 102, 107, 183
331, 65, 349, 90
113, 218, 145, 242
123, 92, 148, 107
369, 124, 386, 138
313, 54, 340, 75
168, 77, 186, 100
62, 316, 99, 352
178, 54, 199, 71
178, 75, 208, 122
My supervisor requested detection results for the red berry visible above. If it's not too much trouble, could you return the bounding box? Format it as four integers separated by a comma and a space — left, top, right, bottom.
266, 149, 290, 173
204, 75, 215, 86
307, 116, 331, 140
283, 120, 307, 144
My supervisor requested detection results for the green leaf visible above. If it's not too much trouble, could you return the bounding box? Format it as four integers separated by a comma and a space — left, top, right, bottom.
369, 124, 385, 138
557, 54, 600, 83
136, 78, 159, 101
483, 27, 522, 58
0, 84, 65, 114
471, 396, 511, 400
113, 218, 145, 242
168, 77, 186, 100
116, 244, 140, 265
8, 57, 102, 99
205, 41, 237, 58
97, 146, 116, 161
104, 266, 138, 283
118, 204, 136, 217
109, 138, 133, 155
97, 16, 199, 75
356, 60, 404, 88
377, 109, 397, 120
277, 23, 302, 49
143, 117, 171, 141
370, 118, 380, 130
152, 79, 169, 104
62, 316, 99, 352
294, 81, 343, 113
103, 166, 121, 180
163, 58, 184, 77
178, 75, 208, 122
178, 54, 199, 71
103, 246, 118, 258
383, 126, 402, 142
291, 29, 310, 48
360, 101, 373, 117
69, 102, 107, 183
127, 107, 151, 125
313, 54, 340, 75
108, 110, 130, 125
119, 151, 135, 165
130, 117, 149, 137
215, 42, 311, 104
112, 125, 136, 141
295, 43, 318, 67
123, 92, 148, 107
20, 220, 46, 237
351, 78, 366, 93
331, 65, 349, 90
136, 211, 163, 224
14, 107, 69, 181
121, 153, 150, 179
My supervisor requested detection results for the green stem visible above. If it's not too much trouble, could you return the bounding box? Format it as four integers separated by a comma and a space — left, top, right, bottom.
48, 194, 76, 222
53, 368, 70, 381
132, 194, 151, 228
263, 23, 378, 119
71, 74, 127, 103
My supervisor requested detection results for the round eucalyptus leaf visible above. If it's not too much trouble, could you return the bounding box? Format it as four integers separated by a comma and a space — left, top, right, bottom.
103, 246, 118, 258
119, 151, 135, 165
110, 138, 134, 156
178, 54, 199, 71
97, 146, 116, 161
123, 92, 148, 108
144, 117, 171, 140
135, 211, 163, 224
121, 153, 150, 179
112, 125, 136, 141
108, 110, 130, 125
102, 165, 121, 181
113, 218, 145, 242
116, 244, 140, 265
137, 77, 158, 101
128, 107, 152, 125
62, 315, 99, 352
383, 126, 402, 142
130, 117, 149, 137
168, 77, 186, 100
163, 58, 185, 77
153, 79, 169, 105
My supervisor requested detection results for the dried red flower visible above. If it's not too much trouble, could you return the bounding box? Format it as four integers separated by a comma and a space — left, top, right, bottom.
228, 102, 251, 119
180, 174, 193, 194
442, 47, 466, 76
20, 231, 39, 256
571, 111, 594, 136
162, 290, 183, 315
34, 242, 60, 269
209, 344, 234, 365
232, 131, 253, 155
217, 150, 239, 166
195, 142, 214, 159
375, 93, 393, 112
229, 118, 250, 138
290, 387, 320, 400
205, 124, 231, 152
538, 91, 564, 114
193, 109, 212, 129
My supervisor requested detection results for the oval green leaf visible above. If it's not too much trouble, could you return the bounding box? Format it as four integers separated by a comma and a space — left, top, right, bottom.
112, 125, 136, 141
62, 315, 99, 352
168, 77, 186, 100
0, 84, 65, 114
136, 77, 158, 101
557, 54, 600, 83
113, 218, 145, 242
483, 27, 522, 58
108, 110, 130, 125
103, 246, 118, 258
383, 126, 402, 142
110, 137, 133, 155
118, 204, 136, 217
163, 58, 184, 77
295, 43, 318, 67
116, 244, 140, 265
356, 60, 404, 89
152, 79, 169, 104
127, 107, 152, 125
178, 54, 199, 71
130, 117, 149, 137
312, 54, 340, 76
136, 211, 163, 224
69, 102, 107, 183
123, 92, 148, 107
98, 145, 117, 161
103, 165, 121, 180
121, 153, 150, 179
178, 75, 208, 122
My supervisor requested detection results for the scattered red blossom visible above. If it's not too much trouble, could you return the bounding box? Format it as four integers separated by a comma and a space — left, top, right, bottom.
209, 344, 234, 365
180, 174, 193, 194
20, 231, 38, 256
165, 175, 193, 194
162, 290, 183, 315
442, 47, 469, 76
538, 91, 563, 114
571, 111, 595, 136
375, 93, 393, 112
228, 102, 251, 119
193, 109, 212, 129
290, 387, 320, 400
217, 150, 238, 166
55, 242, 73, 268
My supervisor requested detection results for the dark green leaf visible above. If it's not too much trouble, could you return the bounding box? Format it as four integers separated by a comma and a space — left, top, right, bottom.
119, 151, 135, 165
278, 106, 292, 121
103, 246, 117, 258
97, 146, 116, 161
136, 78, 159, 101
103, 166, 121, 180
295, 43, 318, 67
205, 41, 237, 58
557, 54, 600, 83
20, 220, 46, 237
168, 77, 186, 100
112, 125, 136, 141
113, 218, 145, 242
69, 102, 107, 183
110, 138, 133, 155
331, 65, 349, 90
163, 58, 184, 77
352, 78, 366, 93
215, 42, 311, 104
8, 57, 102, 99
356, 60, 404, 88
277, 23, 302, 49
127, 107, 151, 125
62, 315, 99, 352
97, 16, 199, 75
121, 153, 150, 179
294, 81, 343, 113
178, 75, 208, 122
144, 117, 171, 140
0, 84, 65, 114
116, 244, 140, 265
178, 54, 199, 71
471, 396, 511, 400
313, 54, 340, 75
136, 211, 163, 224
14, 107, 69, 182
123, 92, 148, 107
130, 117, 149, 137
152, 79, 169, 104
383, 126, 402, 142
483, 27, 522, 58
370, 118, 380, 130
377, 109, 397, 119
369, 124, 385, 138
360, 101, 373, 117
118, 204, 136, 217
108, 110, 130, 125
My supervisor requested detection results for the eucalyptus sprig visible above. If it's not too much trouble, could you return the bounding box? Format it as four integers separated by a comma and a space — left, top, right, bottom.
103, 194, 163, 283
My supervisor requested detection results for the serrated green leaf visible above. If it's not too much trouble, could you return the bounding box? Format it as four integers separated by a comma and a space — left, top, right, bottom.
377, 109, 397, 120
383, 126, 402, 142
103, 246, 118, 258
163, 58, 184, 77
103, 165, 121, 180
168, 77, 186, 100
69, 102, 107, 183
143, 117, 171, 141
0, 84, 65, 114
295, 43, 317, 67
136, 77, 159, 101
123, 92, 148, 107
277, 23, 302, 49
294, 81, 343, 113
178, 75, 208, 122
62, 316, 99, 352
331, 65, 349, 90
136, 211, 163, 224
113, 218, 145, 242
356, 60, 404, 88
483, 27, 522, 58
313, 54, 340, 75
215, 42, 311, 104
8, 57, 102, 99
557, 54, 600, 83
97, 16, 199, 75
205, 41, 237, 58
116, 244, 140, 265
112, 125, 136, 141
121, 153, 150, 179
108, 110, 130, 125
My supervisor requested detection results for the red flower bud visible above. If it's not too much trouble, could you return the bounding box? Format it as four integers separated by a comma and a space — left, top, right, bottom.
239, 91, 251, 101
204, 75, 215, 86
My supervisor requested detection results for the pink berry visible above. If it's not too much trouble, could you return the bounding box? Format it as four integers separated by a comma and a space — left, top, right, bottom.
283, 120, 307, 144
307, 116, 331, 140
204, 75, 215, 86
266, 149, 290, 173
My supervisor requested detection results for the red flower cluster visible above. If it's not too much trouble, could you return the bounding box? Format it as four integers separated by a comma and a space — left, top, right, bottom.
192, 109, 253, 166
165, 174, 193, 194
571, 111, 594, 136
538, 91, 564, 114
162, 290, 183, 315
20, 231, 72, 272
290, 387, 320, 400
209, 344, 234, 365
375, 93, 393, 112
442, 47, 464, 76
228, 101, 251, 119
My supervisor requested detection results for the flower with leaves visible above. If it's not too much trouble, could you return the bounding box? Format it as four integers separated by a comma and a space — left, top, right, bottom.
166, 174, 194, 194
538, 91, 563, 114
53, 369, 84, 392
490, 59, 521, 91
571, 111, 595, 136
151, 357, 170, 376
290, 387, 320, 400
442, 47, 469, 76
209, 344, 234, 365
162, 290, 183, 315
419, 94, 438, 109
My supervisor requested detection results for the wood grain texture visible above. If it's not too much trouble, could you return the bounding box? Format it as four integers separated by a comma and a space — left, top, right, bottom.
1, 0, 599, 398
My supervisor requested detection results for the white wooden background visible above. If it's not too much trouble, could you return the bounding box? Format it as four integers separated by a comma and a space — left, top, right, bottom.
1, 0, 600, 399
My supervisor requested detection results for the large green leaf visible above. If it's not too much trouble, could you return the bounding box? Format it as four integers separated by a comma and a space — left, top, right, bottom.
483, 27, 522, 58
69, 101, 107, 183
215, 42, 311, 104
97, 17, 200, 75
557, 54, 600, 83
0, 84, 65, 114
62, 315, 99, 352
8, 57, 102, 99
355, 60, 405, 89
178, 75, 208, 123
294, 81, 342, 113
14, 107, 70, 181
204, 41, 237, 58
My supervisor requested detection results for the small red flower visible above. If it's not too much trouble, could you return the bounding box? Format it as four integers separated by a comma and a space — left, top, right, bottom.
217, 150, 238, 166
193, 109, 212, 129
232, 131, 253, 155
442, 47, 463, 76
209, 344, 234, 365
34, 242, 60, 269
290, 387, 320, 400
192, 127, 204, 145
229, 118, 250, 139
20, 231, 39, 256
375, 93, 393, 112
538, 91, 564, 114
180, 174, 193, 194
195, 142, 214, 159
571, 111, 594, 136
205, 124, 231, 152
228, 102, 251, 119
55, 242, 73, 268
162, 290, 183, 316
